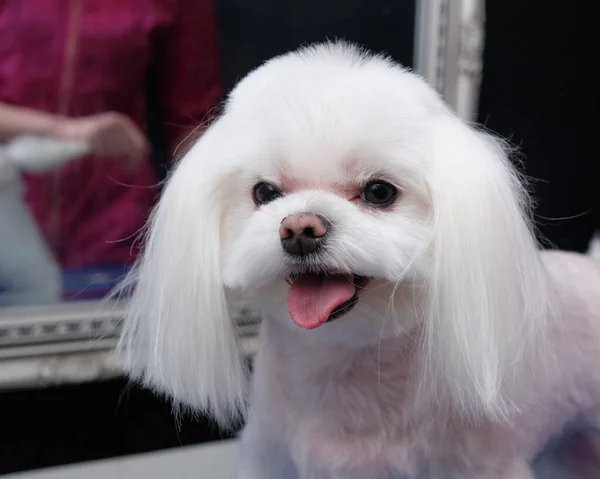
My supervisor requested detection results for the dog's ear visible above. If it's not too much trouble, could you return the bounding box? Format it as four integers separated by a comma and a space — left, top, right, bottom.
423, 113, 549, 418
116, 122, 247, 427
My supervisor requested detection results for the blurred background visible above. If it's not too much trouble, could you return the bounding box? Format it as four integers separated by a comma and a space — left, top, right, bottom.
0, 0, 593, 477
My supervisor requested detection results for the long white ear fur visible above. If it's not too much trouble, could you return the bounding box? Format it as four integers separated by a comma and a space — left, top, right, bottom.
116, 129, 247, 427
423, 114, 550, 418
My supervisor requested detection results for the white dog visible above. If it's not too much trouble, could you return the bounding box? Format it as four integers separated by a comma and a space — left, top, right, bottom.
118, 43, 600, 478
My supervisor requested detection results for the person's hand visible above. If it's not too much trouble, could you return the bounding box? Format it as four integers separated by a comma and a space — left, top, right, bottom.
56, 112, 148, 165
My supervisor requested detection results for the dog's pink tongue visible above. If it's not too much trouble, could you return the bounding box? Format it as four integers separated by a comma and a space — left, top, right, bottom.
287, 274, 356, 329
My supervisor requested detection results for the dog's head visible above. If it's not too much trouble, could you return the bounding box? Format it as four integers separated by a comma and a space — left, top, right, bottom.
118, 43, 548, 426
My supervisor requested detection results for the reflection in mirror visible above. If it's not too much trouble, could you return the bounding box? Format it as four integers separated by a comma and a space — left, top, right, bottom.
0, 0, 422, 310
0, 0, 224, 308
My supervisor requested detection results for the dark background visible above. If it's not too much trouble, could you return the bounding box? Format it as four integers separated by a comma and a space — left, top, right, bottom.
478, 0, 594, 252
0, 0, 592, 474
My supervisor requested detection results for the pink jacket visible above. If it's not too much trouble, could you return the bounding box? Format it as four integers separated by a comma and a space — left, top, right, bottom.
0, 0, 222, 268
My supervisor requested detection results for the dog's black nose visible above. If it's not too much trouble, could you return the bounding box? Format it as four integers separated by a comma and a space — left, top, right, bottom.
279, 213, 330, 257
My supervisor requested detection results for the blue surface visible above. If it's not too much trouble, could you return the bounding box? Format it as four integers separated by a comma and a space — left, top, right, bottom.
61, 265, 131, 300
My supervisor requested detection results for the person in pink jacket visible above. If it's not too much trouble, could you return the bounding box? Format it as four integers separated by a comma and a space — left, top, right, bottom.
0, 0, 222, 273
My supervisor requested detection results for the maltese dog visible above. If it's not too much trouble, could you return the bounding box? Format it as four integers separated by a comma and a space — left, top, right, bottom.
117, 43, 600, 478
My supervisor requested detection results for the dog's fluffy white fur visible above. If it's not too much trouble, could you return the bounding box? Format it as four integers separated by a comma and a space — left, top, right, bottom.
118, 43, 600, 478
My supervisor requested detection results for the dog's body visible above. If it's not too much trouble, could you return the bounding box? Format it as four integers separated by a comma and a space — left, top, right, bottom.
237, 251, 600, 479
118, 43, 600, 478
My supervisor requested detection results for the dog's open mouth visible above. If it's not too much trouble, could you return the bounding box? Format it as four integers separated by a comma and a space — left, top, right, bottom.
285, 273, 369, 330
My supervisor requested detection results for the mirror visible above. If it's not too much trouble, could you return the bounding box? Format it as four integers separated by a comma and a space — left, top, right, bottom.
0, 1, 483, 473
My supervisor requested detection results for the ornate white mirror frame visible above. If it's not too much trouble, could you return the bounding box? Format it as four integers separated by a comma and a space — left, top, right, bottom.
415, 0, 485, 122
0, 0, 485, 389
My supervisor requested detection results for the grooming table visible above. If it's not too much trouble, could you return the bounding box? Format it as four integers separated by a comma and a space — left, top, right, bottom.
1, 439, 582, 479
4, 440, 238, 479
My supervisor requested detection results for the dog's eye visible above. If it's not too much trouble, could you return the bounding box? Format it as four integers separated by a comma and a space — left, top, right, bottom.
253, 182, 282, 205
361, 181, 398, 206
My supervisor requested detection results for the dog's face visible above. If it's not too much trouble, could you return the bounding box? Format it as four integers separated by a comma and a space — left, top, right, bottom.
217, 48, 439, 345
120, 43, 548, 423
